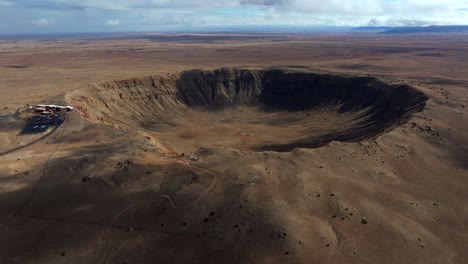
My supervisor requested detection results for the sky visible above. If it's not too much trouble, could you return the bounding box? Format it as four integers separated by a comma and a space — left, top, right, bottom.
0, 0, 467, 34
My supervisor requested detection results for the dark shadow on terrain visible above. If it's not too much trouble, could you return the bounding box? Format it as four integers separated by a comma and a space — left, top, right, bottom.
0, 139, 290, 263
215, 49, 240, 52
106, 34, 285, 43
416, 52, 446, 57
0, 114, 22, 133
332, 63, 392, 71
428, 139, 468, 170
429, 78, 467, 86
448, 147, 468, 170
4, 65, 29, 69
368, 47, 438, 54
252, 124, 384, 152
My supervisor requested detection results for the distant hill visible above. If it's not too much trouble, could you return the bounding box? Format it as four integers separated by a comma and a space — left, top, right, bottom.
354, 25, 468, 34
353, 26, 397, 31
383, 25, 468, 34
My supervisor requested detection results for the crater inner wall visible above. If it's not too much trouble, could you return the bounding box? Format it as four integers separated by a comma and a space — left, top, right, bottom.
67, 68, 428, 153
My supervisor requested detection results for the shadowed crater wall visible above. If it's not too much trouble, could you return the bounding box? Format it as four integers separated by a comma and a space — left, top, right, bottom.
67, 68, 428, 153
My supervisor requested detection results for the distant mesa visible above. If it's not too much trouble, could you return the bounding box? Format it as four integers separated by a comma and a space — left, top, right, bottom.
67, 68, 428, 153
354, 25, 468, 34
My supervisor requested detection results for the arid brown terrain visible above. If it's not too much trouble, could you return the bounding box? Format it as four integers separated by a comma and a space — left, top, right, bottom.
0, 33, 467, 264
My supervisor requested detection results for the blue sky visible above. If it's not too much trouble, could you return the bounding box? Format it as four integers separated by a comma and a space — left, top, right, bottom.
0, 0, 467, 34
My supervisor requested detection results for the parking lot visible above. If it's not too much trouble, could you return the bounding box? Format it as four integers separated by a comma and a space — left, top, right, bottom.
20, 114, 64, 134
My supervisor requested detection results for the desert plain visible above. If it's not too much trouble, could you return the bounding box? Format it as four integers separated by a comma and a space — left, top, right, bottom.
0, 32, 467, 263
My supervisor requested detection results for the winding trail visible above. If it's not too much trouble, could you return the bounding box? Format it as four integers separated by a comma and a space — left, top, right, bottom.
156, 159, 219, 209
92, 157, 219, 263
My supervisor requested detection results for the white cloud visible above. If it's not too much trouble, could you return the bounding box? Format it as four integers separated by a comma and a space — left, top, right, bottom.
106, 19, 120, 26
0, 0, 12, 6
32, 18, 56, 27
108, 0, 468, 26
1, 0, 467, 33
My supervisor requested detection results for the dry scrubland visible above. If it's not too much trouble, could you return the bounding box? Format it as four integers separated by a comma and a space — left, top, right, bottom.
0, 33, 467, 263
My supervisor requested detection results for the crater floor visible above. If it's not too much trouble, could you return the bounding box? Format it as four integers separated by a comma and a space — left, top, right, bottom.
142, 106, 372, 152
